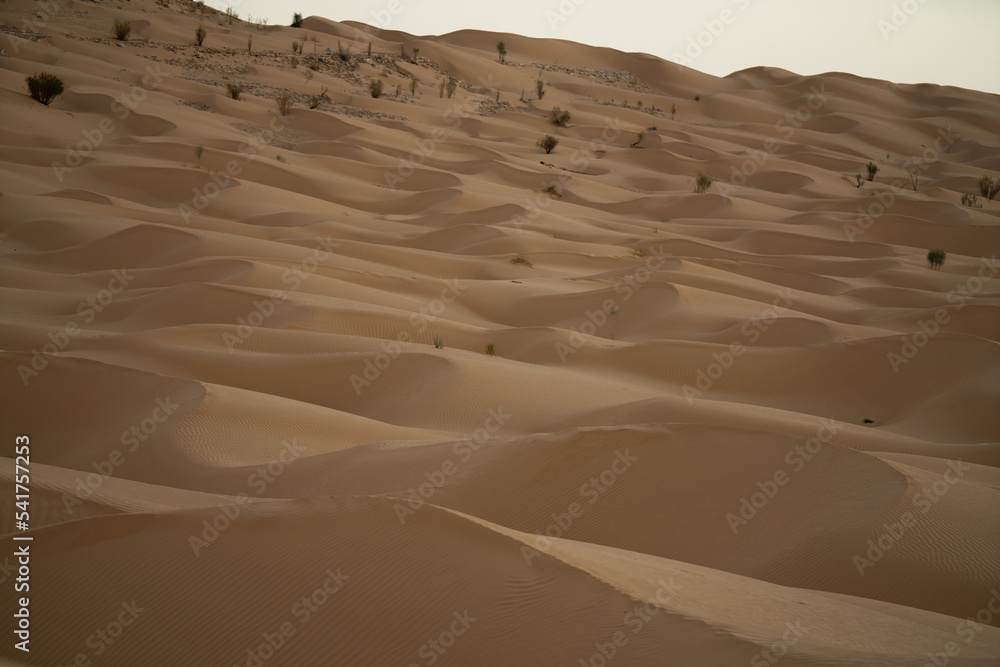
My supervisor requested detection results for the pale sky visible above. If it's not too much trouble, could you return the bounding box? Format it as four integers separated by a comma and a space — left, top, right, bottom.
207, 0, 1000, 95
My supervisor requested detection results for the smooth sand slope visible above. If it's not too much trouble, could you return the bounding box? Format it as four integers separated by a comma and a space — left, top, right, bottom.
1, 0, 999, 665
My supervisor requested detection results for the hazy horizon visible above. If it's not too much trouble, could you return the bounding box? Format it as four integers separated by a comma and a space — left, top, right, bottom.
204, 0, 1000, 95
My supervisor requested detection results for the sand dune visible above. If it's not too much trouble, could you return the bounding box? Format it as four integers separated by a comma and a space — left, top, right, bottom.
1, 0, 998, 665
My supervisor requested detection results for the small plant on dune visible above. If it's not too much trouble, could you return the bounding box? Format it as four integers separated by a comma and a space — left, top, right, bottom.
291, 40, 301, 54
369, 79, 383, 99
194, 144, 203, 167
25, 72, 63, 106
535, 76, 546, 100
694, 171, 713, 193
926, 249, 946, 270
977, 175, 1000, 200
112, 19, 131, 41
413, 48, 420, 59
394, 84, 401, 97
961, 193, 982, 209
486, 343, 497, 356
633, 247, 649, 257
866, 161, 879, 182
247, 33, 253, 53
863, 418, 874, 424
336, 41, 351, 63
433, 335, 444, 349
542, 184, 561, 198
671, 103, 676, 120
908, 170, 919, 192
495, 89, 500, 102
631, 131, 645, 148
410, 78, 418, 95
854, 173, 864, 188
195, 24, 207, 46
445, 78, 457, 98
550, 106, 571, 127
538, 134, 559, 154
496, 40, 506, 63
275, 93, 293, 116
303, 69, 314, 83
367, 41, 372, 56
276, 154, 286, 163
290, 56, 298, 68
226, 82, 243, 100
511, 254, 533, 268
291, 12, 303, 28
308, 96, 321, 109
694, 95, 701, 101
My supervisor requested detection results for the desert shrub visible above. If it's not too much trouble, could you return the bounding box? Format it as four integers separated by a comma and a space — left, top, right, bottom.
369, 79, 383, 98
550, 106, 570, 127
410, 78, 418, 95
275, 93, 293, 116
247, 34, 253, 53
194, 144, 203, 166
226, 82, 243, 99
195, 24, 207, 46
866, 161, 879, 182
542, 184, 561, 198
113, 19, 131, 41
291, 12, 303, 28
25, 72, 64, 105
445, 79, 457, 98
535, 77, 546, 99
537, 135, 558, 154
977, 175, 1000, 200
671, 103, 676, 120
496, 41, 506, 63
631, 131, 645, 147
308, 96, 321, 109
336, 41, 351, 63
926, 249, 946, 270
854, 174, 864, 188
486, 343, 497, 356
433, 335, 444, 349
694, 171, 713, 193
961, 193, 982, 208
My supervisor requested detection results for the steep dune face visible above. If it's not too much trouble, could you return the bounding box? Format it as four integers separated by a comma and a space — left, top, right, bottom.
1, 0, 998, 665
